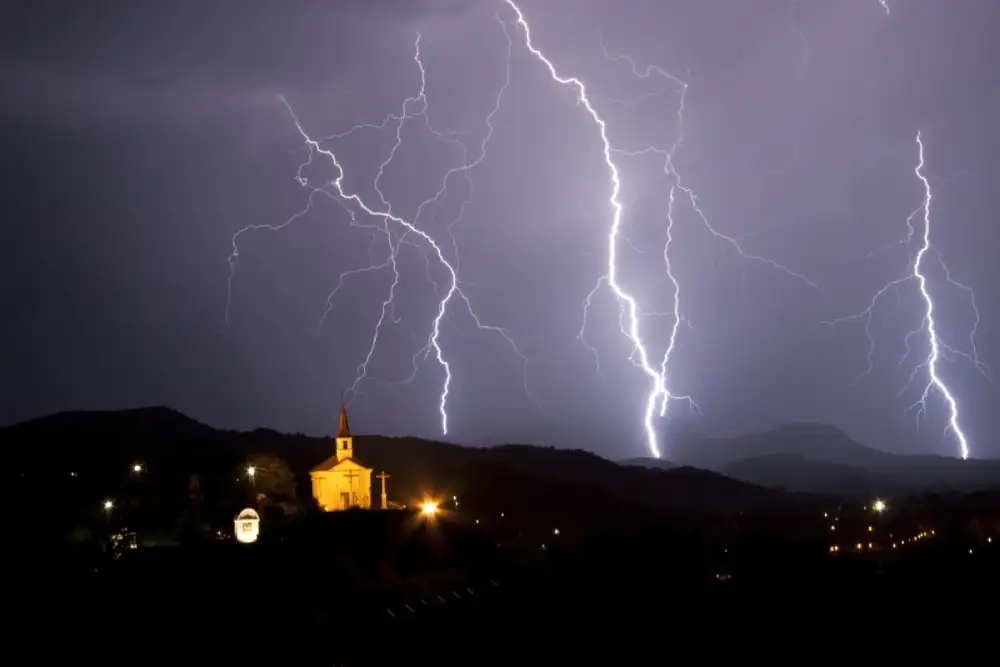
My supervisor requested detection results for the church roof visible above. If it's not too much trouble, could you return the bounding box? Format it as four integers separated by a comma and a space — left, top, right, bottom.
337, 403, 351, 438
310, 455, 370, 473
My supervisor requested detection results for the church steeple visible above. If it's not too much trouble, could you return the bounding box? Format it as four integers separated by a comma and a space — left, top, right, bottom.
335, 402, 353, 461
337, 403, 351, 438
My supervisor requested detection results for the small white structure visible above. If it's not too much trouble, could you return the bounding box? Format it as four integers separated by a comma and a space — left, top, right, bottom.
234, 508, 260, 544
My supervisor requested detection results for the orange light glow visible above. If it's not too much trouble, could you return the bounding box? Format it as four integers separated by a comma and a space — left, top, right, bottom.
421, 501, 439, 516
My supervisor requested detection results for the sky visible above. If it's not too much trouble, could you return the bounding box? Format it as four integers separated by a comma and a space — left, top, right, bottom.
2, 0, 999, 460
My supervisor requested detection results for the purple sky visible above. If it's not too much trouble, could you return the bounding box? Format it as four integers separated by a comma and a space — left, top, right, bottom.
2, 0, 999, 459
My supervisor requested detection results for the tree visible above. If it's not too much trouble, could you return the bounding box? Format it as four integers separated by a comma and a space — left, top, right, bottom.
244, 454, 299, 513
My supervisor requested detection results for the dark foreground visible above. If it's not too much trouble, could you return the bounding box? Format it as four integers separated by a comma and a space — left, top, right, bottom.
18, 510, 1000, 662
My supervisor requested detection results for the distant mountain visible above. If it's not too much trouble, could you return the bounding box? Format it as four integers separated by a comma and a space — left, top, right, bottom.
4, 405, 210, 438
671, 423, 890, 470
676, 423, 1000, 496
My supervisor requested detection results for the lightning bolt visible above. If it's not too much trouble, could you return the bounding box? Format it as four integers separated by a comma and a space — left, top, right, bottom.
504, 0, 673, 458
823, 132, 988, 459
506, 1, 816, 458
878, 0, 891, 17
228, 21, 530, 437
599, 44, 818, 422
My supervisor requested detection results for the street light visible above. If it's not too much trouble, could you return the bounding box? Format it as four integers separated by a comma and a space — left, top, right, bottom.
132, 463, 143, 473
421, 501, 438, 516
873, 499, 887, 513
247, 465, 256, 480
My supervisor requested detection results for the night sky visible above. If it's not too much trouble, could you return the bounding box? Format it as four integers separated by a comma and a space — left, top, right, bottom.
2, 0, 999, 459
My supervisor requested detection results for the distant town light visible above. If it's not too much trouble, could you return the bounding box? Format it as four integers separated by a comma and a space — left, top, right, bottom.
103, 499, 113, 511
873, 499, 887, 513
553, 528, 560, 536
132, 463, 143, 473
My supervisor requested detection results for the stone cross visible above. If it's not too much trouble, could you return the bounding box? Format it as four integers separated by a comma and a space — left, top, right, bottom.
376, 471, 391, 510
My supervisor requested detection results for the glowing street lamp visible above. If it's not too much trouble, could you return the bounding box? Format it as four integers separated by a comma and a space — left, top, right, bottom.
873, 499, 887, 514
132, 463, 143, 473
246, 465, 256, 478
421, 501, 438, 516
103, 499, 114, 513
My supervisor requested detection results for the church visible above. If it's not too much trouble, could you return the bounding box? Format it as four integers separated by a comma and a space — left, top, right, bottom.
310, 403, 373, 511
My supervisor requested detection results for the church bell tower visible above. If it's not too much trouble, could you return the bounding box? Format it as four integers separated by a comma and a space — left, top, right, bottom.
335, 403, 353, 461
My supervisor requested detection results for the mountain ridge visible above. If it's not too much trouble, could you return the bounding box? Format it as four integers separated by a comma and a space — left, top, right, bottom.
5, 407, 999, 497
0, 406, 796, 519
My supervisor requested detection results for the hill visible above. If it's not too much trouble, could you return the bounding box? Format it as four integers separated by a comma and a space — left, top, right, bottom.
720, 453, 878, 495
7, 409, 1000, 501
670, 423, 891, 470
674, 423, 1000, 496
620, 457, 676, 471
0, 407, 798, 534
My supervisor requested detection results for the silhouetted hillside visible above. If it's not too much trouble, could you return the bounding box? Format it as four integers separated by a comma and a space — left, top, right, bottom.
8, 409, 1000, 500
721, 453, 878, 495
672, 423, 888, 470
621, 457, 676, 471
0, 407, 794, 528
3, 406, 212, 447
677, 423, 1000, 495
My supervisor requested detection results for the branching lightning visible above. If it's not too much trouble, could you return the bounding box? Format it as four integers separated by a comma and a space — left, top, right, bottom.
599, 44, 818, 420
506, 1, 815, 457
823, 132, 988, 459
225, 1, 939, 459
504, 0, 671, 458
227, 19, 531, 436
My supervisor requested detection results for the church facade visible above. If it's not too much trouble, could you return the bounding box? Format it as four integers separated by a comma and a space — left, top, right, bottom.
310, 403, 373, 511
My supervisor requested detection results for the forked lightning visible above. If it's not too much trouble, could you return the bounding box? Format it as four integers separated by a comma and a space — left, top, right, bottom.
506, 0, 814, 457
823, 132, 987, 459
228, 21, 528, 436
